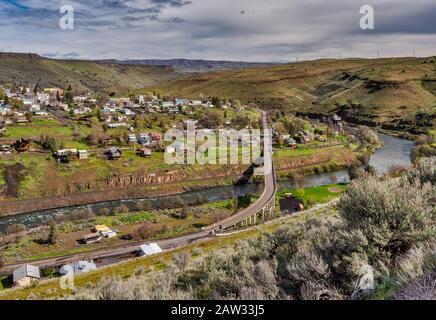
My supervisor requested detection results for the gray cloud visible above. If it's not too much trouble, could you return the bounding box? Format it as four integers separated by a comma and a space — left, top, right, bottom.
0, 0, 435, 61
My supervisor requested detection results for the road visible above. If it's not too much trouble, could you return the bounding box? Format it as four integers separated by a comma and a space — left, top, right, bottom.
0, 111, 277, 275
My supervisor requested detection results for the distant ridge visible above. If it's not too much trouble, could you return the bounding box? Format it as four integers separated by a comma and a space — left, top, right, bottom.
97, 58, 282, 73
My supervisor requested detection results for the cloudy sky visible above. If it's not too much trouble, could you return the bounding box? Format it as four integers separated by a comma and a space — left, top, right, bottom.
0, 0, 435, 61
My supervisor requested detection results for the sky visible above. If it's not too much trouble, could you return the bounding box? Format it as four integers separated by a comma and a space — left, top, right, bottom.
0, 0, 435, 62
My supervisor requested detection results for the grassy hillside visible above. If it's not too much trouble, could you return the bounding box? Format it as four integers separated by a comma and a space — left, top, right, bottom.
143, 57, 436, 133
0, 53, 180, 95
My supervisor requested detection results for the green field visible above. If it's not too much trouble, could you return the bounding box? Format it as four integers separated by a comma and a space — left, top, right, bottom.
277, 183, 348, 204
4, 125, 74, 138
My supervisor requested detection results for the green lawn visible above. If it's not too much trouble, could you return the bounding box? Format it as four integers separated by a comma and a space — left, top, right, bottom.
4, 125, 74, 138
30, 118, 62, 125
277, 183, 348, 204
274, 145, 344, 158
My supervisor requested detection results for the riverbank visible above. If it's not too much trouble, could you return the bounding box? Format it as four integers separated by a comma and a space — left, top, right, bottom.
0, 142, 360, 217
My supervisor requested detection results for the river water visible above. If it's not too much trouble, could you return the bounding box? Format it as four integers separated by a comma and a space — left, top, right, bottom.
0, 133, 414, 233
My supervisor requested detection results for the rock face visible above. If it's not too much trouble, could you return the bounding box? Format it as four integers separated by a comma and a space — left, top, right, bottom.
104, 165, 248, 189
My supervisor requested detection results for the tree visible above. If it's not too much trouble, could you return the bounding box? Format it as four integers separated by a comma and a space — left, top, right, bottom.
65, 90, 73, 106
0, 252, 4, 268
212, 96, 222, 108
46, 223, 58, 245
33, 83, 40, 95
40, 134, 58, 152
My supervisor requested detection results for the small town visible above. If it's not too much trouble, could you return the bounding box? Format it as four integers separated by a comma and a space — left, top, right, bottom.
0, 0, 435, 305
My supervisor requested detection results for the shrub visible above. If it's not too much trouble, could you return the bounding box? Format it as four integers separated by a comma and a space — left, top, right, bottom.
339, 174, 435, 265
6, 224, 27, 235
114, 205, 129, 215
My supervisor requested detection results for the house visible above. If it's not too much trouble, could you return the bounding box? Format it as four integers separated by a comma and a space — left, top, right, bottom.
113, 115, 127, 122
162, 101, 175, 113
94, 225, 117, 238
150, 132, 163, 143
21, 98, 34, 106
0, 145, 12, 154
279, 193, 305, 214
106, 147, 122, 160
136, 147, 152, 157
78, 150, 88, 160
34, 110, 49, 116
107, 122, 128, 129
284, 137, 297, 149
29, 104, 41, 112
296, 130, 314, 144
55, 149, 77, 162
123, 108, 134, 116
82, 232, 102, 244
128, 134, 138, 143
15, 116, 29, 124
139, 243, 163, 256
60, 261, 97, 276
37, 93, 50, 105
13, 264, 40, 287
73, 107, 92, 115
138, 133, 151, 145
44, 87, 64, 96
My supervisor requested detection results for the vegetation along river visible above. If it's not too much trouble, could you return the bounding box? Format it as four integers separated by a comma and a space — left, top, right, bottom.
0, 134, 414, 233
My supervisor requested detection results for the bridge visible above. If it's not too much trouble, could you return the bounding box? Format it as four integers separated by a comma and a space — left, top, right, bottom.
0, 111, 278, 274
206, 111, 277, 231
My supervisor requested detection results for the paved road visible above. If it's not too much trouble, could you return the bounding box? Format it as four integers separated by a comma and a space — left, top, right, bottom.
0, 111, 277, 275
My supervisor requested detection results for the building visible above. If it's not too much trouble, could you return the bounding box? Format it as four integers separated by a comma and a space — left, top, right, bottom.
82, 233, 102, 244
22, 98, 34, 106
15, 116, 29, 124
150, 132, 163, 143
60, 261, 97, 276
107, 122, 128, 129
139, 243, 163, 256
78, 150, 88, 160
128, 134, 138, 143
94, 225, 118, 238
136, 147, 152, 157
44, 87, 64, 96
34, 110, 49, 116
284, 137, 297, 149
37, 93, 50, 105
106, 147, 122, 160
13, 264, 40, 287
0, 145, 12, 154
138, 133, 151, 145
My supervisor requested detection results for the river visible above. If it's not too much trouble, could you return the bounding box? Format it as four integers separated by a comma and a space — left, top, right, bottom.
0, 133, 414, 233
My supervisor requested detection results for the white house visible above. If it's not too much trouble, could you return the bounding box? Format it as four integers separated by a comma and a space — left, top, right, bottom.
78, 150, 88, 160
37, 93, 50, 105
13, 264, 41, 287
22, 98, 34, 106
29, 103, 40, 111
107, 122, 128, 129
139, 243, 163, 256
